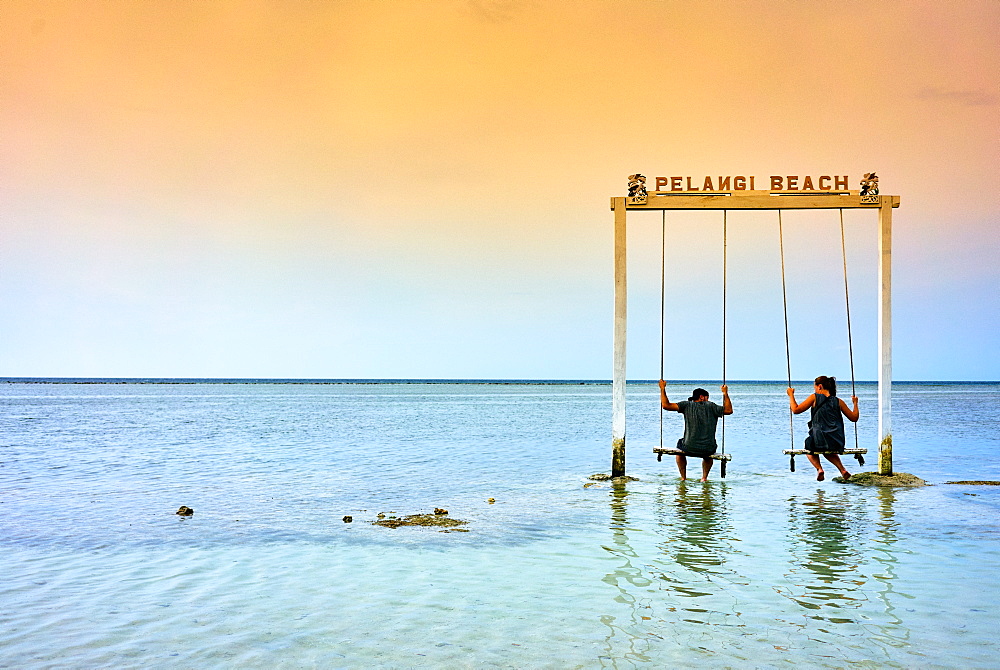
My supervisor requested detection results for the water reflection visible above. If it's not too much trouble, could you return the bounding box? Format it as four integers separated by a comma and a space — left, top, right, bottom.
775, 485, 920, 666
598, 481, 654, 666
869, 486, 909, 649
779, 489, 867, 622
656, 481, 735, 581
594, 479, 918, 667
648, 479, 746, 640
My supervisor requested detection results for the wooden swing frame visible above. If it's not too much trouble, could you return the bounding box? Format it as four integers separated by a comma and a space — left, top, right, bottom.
610, 186, 900, 478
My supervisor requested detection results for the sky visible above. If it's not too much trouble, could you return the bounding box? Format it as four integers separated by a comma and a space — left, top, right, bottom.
1, 0, 997, 380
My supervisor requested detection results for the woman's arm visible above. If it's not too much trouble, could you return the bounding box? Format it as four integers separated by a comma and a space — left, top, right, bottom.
787, 388, 814, 414
659, 380, 680, 411
840, 396, 860, 422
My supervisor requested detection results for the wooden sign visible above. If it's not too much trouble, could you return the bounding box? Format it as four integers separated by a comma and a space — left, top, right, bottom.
625, 172, 881, 205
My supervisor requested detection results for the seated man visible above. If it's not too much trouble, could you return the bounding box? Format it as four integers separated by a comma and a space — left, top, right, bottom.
659, 381, 733, 482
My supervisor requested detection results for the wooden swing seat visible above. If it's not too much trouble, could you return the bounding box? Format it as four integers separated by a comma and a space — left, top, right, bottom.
783, 448, 866, 472
782, 448, 867, 456
654, 448, 732, 462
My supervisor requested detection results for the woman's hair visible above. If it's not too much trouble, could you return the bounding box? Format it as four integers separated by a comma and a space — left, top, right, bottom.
815, 376, 837, 395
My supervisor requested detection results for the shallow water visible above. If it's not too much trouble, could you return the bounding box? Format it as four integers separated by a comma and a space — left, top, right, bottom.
1, 381, 998, 668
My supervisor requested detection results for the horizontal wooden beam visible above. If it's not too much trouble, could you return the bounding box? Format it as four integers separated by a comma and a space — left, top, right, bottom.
612, 193, 900, 211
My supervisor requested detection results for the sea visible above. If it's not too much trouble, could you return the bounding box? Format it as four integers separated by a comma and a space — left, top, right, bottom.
1, 379, 998, 669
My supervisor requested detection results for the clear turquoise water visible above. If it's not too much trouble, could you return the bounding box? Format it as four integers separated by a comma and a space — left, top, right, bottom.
1, 381, 998, 668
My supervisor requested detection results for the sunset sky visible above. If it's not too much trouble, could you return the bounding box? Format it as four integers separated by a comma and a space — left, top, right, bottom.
2, 0, 997, 380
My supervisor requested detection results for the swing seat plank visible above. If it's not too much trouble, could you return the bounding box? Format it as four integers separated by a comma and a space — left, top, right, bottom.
654, 448, 732, 462
783, 448, 866, 472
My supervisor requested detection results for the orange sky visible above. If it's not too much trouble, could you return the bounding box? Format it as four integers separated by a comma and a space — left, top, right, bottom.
1, 0, 998, 378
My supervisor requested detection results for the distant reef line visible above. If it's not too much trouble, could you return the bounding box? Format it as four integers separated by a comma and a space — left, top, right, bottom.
1, 378, 993, 385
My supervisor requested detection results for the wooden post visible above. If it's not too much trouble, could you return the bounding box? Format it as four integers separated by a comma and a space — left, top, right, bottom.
878, 196, 893, 475
612, 197, 627, 477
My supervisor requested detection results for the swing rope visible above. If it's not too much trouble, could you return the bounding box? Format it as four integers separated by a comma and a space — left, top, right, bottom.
721, 210, 727, 455
778, 210, 794, 450
659, 210, 666, 450
839, 209, 860, 451
657, 210, 731, 476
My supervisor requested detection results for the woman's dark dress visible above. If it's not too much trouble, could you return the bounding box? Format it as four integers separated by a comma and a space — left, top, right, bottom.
804, 393, 846, 452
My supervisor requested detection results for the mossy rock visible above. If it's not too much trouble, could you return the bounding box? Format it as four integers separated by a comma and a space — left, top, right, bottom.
835, 471, 927, 487
589, 473, 639, 482
372, 513, 469, 530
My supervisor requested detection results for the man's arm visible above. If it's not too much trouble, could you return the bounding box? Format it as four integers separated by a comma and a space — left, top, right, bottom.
720, 384, 733, 415
659, 380, 680, 411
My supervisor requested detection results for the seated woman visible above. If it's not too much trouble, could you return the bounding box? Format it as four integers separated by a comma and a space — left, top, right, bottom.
787, 376, 859, 481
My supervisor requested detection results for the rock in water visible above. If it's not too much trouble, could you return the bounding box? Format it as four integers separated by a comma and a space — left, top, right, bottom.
836, 472, 927, 487
176, 506, 194, 516
589, 473, 639, 482
373, 513, 468, 531
944, 480, 1000, 485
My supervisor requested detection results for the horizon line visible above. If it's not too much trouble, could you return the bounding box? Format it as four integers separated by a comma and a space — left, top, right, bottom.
1, 377, 994, 385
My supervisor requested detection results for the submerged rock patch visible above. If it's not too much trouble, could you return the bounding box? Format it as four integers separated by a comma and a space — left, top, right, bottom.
835, 472, 927, 487
589, 473, 639, 482
943, 481, 1000, 486
373, 513, 469, 531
